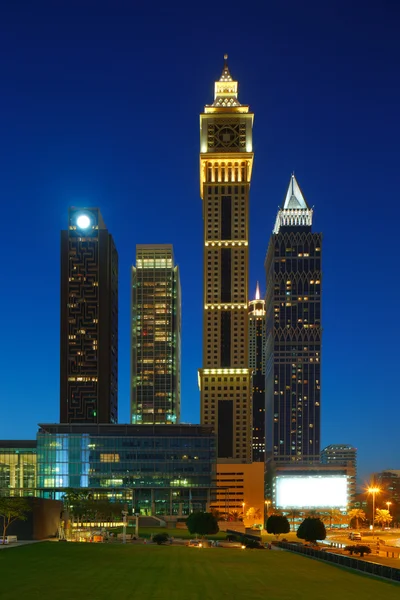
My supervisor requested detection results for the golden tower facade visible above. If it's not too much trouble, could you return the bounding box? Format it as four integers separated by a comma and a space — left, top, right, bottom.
199, 57, 254, 463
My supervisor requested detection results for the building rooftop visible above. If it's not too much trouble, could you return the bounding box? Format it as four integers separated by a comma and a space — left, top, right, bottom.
37, 423, 214, 437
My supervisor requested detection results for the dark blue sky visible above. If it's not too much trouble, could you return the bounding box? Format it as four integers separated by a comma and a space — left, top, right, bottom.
1, 0, 399, 483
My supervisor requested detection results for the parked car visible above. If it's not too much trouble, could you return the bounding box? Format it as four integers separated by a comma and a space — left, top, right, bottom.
348, 532, 362, 541
188, 540, 203, 547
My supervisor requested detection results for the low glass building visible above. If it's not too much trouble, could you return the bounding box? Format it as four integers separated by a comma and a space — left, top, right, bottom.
0, 440, 37, 496
37, 423, 216, 515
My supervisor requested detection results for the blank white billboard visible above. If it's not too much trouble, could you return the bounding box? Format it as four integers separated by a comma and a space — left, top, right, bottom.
276, 476, 348, 509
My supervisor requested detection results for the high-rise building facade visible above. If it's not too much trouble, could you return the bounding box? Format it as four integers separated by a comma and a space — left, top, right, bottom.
248, 283, 266, 462
198, 58, 254, 462
321, 444, 357, 503
60, 208, 118, 424
265, 175, 322, 463
131, 245, 181, 425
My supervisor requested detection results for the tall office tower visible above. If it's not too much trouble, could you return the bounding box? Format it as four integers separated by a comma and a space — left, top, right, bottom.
131, 245, 181, 425
321, 444, 357, 502
321, 444, 357, 470
265, 175, 322, 463
248, 282, 266, 462
60, 208, 118, 424
198, 57, 254, 462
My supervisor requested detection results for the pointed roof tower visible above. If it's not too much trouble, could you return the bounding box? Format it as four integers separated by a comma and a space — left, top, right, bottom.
273, 174, 313, 234
255, 281, 261, 300
212, 54, 242, 108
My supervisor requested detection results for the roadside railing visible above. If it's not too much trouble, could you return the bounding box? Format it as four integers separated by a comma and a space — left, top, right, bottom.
279, 541, 400, 583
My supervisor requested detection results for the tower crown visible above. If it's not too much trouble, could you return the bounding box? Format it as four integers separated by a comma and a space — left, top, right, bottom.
273, 174, 313, 234
213, 55, 241, 108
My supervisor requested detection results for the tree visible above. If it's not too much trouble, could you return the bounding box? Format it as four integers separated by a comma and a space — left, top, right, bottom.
266, 514, 290, 538
297, 517, 326, 544
286, 509, 302, 531
210, 508, 226, 521
186, 512, 219, 536
347, 509, 366, 530
246, 507, 262, 523
153, 533, 169, 545
304, 509, 320, 518
0, 497, 31, 543
375, 508, 393, 528
322, 509, 343, 529
227, 510, 243, 522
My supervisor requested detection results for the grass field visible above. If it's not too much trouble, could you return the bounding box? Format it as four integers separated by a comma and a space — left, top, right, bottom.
0, 543, 399, 600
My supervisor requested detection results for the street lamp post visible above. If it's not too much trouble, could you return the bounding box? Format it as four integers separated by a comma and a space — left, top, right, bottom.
386, 501, 392, 528
264, 500, 271, 529
368, 487, 380, 536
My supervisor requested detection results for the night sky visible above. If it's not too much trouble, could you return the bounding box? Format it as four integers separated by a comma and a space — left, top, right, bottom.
1, 1, 399, 484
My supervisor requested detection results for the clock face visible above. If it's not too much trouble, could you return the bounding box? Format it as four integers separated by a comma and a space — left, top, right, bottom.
217, 126, 237, 146
208, 121, 246, 150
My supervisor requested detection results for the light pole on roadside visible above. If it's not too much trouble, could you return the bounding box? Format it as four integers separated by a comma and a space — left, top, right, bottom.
368, 487, 380, 536
264, 500, 271, 529
386, 501, 392, 528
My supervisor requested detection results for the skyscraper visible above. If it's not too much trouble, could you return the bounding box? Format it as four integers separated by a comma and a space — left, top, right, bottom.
321, 444, 357, 503
248, 282, 266, 462
198, 57, 254, 462
131, 245, 181, 425
60, 208, 118, 424
265, 175, 322, 463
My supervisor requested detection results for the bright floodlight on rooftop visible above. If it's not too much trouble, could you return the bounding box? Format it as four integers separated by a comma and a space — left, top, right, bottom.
77, 214, 91, 229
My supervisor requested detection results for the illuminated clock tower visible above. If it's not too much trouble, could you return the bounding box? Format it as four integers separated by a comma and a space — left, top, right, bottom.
198, 57, 254, 463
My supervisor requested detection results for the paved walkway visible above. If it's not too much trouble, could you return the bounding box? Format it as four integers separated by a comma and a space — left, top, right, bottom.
0, 540, 43, 550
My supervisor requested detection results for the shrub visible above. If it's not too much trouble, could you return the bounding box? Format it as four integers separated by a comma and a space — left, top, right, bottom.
186, 512, 219, 536
266, 514, 290, 537
297, 517, 326, 543
152, 533, 169, 545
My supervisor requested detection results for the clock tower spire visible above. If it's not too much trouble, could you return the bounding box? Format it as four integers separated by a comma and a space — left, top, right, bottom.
198, 58, 254, 463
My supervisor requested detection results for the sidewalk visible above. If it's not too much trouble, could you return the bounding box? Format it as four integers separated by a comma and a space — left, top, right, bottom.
0, 540, 43, 550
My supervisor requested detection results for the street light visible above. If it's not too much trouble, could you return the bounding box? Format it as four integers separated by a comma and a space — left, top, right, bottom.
386, 501, 392, 528
368, 487, 380, 536
264, 500, 271, 530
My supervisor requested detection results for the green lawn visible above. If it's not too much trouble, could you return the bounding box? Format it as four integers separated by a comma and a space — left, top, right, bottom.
0, 543, 399, 600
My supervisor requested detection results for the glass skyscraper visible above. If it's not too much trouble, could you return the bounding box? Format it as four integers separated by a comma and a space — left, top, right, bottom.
131, 245, 181, 424
60, 208, 118, 424
265, 175, 322, 463
248, 283, 266, 462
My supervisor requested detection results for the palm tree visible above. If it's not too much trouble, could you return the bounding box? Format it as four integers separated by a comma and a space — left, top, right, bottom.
322, 509, 343, 529
245, 507, 262, 523
304, 509, 320, 518
347, 508, 366, 530
375, 508, 393, 528
286, 509, 302, 531
228, 510, 243, 522
210, 508, 226, 521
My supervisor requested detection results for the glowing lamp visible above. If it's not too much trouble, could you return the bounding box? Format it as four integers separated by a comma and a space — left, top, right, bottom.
77, 214, 91, 229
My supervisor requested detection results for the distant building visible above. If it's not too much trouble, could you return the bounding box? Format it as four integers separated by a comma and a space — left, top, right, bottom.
211, 462, 265, 524
36, 423, 215, 514
266, 462, 355, 512
375, 470, 400, 505
248, 283, 266, 461
0, 440, 36, 495
131, 245, 181, 424
265, 175, 322, 463
321, 444, 357, 502
60, 208, 118, 424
